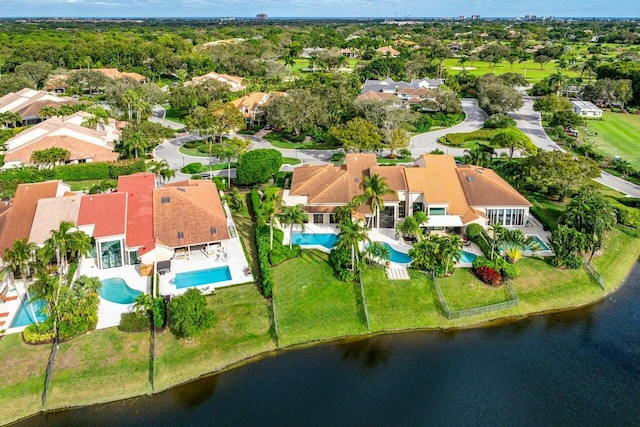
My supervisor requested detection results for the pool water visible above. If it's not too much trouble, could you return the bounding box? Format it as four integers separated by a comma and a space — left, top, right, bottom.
374, 242, 412, 264
99, 278, 142, 304
175, 266, 232, 289
291, 232, 338, 249
460, 251, 477, 263
10, 298, 47, 328
526, 234, 551, 251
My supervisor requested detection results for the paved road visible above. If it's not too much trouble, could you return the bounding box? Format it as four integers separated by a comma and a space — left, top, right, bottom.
150, 105, 186, 130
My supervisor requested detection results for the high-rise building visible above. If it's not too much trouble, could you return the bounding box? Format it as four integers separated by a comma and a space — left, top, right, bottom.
256, 13, 267, 20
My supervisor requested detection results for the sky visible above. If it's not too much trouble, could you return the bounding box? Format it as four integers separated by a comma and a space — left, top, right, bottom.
1, 0, 640, 19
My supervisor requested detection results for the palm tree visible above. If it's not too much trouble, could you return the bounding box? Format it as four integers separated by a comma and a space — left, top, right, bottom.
488, 223, 505, 259
147, 159, 174, 186
212, 137, 249, 189
278, 204, 307, 249
442, 235, 464, 275
336, 217, 370, 271
122, 89, 138, 122
500, 229, 540, 263
1, 111, 22, 128
353, 174, 394, 229
520, 51, 532, 79
365, 241, 390, 265
463, 144, 496, 168
134, 293, 155, 314
122, 130, 148, 159
82, 115, 99, 130
262, 200, 278, 250
457, 56, 469, 73
38, 106, 58, 120
2, 239, 39, 325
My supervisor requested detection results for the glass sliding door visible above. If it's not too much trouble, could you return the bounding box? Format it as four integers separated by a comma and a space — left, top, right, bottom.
100, 240, 123, 269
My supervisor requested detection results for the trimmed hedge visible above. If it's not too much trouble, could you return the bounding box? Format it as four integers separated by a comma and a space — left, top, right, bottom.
118, 311, 150, 332
465, 223, 493, 257
237, 149, 282, 185
255, 225, 274, 297
249, 190, 265, 226
530, 206, 558, 232
608, 198, 640, 229
53, 160, 147, 181
440, 129, 500, 146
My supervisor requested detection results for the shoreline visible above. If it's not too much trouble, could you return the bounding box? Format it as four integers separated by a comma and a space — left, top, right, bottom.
10, 260, 636, 426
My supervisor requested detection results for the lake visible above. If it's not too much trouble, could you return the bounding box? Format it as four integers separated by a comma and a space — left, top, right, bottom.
21, 264, 640, 426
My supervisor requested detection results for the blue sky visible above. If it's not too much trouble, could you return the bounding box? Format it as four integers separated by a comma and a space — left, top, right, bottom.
1, 0, 639, 18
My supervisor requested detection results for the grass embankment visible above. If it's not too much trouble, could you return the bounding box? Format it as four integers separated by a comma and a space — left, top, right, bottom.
46, 329, 151, 409
0, 334, 50, 425
154, 285, 275, 391
272, 250, 368, 347
581, 112, 640, 169
443, 58, 580, 82
438, 268, 512, 310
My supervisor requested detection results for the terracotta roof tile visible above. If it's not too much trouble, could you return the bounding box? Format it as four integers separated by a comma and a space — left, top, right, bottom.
78, 192, 127, 238
4, 135, 118, 164
117, 173, 155, 255
456, 166, 532, 207
153, 180, 229, 248
0, 181, 62, 257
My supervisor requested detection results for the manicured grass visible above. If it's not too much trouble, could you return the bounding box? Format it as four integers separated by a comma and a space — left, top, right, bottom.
444, 58, 580, 82
178, 145, 211, 157
263, 132, 331, 150
0, 334, 50, 426
376, 156, 414, 165
363, 269, 442, 331
180, 162, 236, 174
65, 179, 117, 192
154, 284, 274, 391
272, 250, 368, 347
282, 157, 302, 165
592, 227, 640, 291
582, 112, 640, 169
440, 128, 501, 147
46, 328, 151, 409
438, 268, 512, 310
231, 198, 258, 274
523, 191, 567, 227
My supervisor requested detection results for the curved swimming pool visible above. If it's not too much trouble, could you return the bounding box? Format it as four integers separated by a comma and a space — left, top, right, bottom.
374, 242, 412, 264
99, 278, 142, 304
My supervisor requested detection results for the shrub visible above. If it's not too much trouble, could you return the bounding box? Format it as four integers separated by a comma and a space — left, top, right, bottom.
183, 139, 203, 149
152, 297, 166, 330
182, 162, 202, 174
168, 289, 214, 339
118, 311, 150, 332
440, 129, 500, 146
23, 322, 55, 344
250, 190, 265, 226
502, 263, 520, 279
227, 188, 245, 211
483, 114, 516, 129
475, 266, 502, 286
54, 162, 110, 181
237, 149, 282, 185
329, 246, 363, 282
608, 198, 640, 229
530, 206, 558, 232
255, 225, 274, 297
108, 160, 146, 178
563, 255, 584, 269
465, 224, 493, 257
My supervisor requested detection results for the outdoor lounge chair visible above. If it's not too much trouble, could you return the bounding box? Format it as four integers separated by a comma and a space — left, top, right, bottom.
0, 286, 18, 303
0, 312, 9, 317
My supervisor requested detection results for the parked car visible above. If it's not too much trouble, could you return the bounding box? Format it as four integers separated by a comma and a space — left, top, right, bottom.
264, 124, 274, 130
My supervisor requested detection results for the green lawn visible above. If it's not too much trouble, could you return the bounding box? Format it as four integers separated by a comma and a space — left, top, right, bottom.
282, 157, 302, 165
263, 132, 331, 150
65, 179, 117, 192
592, 227, 640, 292
180, 162, 236, 174
178, 145, 211, 157
376, 156, 414, 165
0, 334, 50, 426
444, 58, 580, 82
46, 329, 151, 409
582, 112, 640, 169
154, 284, 275, 391
362, 269, 441, 331
164, 106, 187, 124
438, 268, 513, 311
272, 250, 368, 347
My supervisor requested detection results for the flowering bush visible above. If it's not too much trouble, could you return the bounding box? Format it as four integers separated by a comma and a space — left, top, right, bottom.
475, 266, 502, 286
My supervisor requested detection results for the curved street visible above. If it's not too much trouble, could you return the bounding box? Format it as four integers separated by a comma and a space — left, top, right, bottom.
153, 94, 640, 196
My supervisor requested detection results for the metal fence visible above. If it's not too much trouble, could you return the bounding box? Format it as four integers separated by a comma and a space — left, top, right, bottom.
432, 272, 519, 320
583, 262, 606, 290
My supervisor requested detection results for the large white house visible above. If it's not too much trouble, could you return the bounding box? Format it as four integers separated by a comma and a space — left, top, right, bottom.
572, 100, 603, 118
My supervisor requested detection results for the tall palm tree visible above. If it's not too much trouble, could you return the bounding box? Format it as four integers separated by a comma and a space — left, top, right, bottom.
443, 235, 464, 275
2, 239, 39, 324
396, 216, 421, 242
488, 223, 505, 260
263, 200, 278, 250
457, 56, 469, 73
336, 217, 370, 271
353, 174, 394, 229
147, 159, 174, 186
38, 106, 58, 120
212, 137, 249, 189
365, 241, 390, 265
277, 204, 307, 249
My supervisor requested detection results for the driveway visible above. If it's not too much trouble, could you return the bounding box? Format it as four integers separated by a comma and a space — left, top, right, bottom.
409, 99, 487, 157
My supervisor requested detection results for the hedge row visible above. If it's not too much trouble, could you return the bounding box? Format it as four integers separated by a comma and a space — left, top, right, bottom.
465, 223, 493, 257
53, 160, 147, 181
529, 206, 558, 232
255, 225, 274, 297
250, 190, 266, 226
609, 198, 640, 229
439, 129, 500, 146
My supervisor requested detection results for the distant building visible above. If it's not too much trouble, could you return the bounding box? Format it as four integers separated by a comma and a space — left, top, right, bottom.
256, 13, 267, 20
571, 100, 603, 118
471, 14, 480, 20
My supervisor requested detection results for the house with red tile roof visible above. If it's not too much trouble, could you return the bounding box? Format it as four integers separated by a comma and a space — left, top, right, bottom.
0, 88, 77, 125
118, 173, 156, 261
185, 72, 245, 91
0, 181, 69, 258
284, 154, 531, 232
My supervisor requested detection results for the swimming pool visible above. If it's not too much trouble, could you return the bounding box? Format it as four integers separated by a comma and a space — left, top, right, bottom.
526, 234, 551, 251
460, 251, 477, 263
175, 266, 232, 289
99, 278, 142, 304
373, 242, 413, 264
10, 298, 47, 328
291, 232, 338, 250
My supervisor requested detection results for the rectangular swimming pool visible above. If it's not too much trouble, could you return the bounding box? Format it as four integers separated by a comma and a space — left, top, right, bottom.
291, 232, 338, 250
175, 266, 232, 289
526, 234, 551, 251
